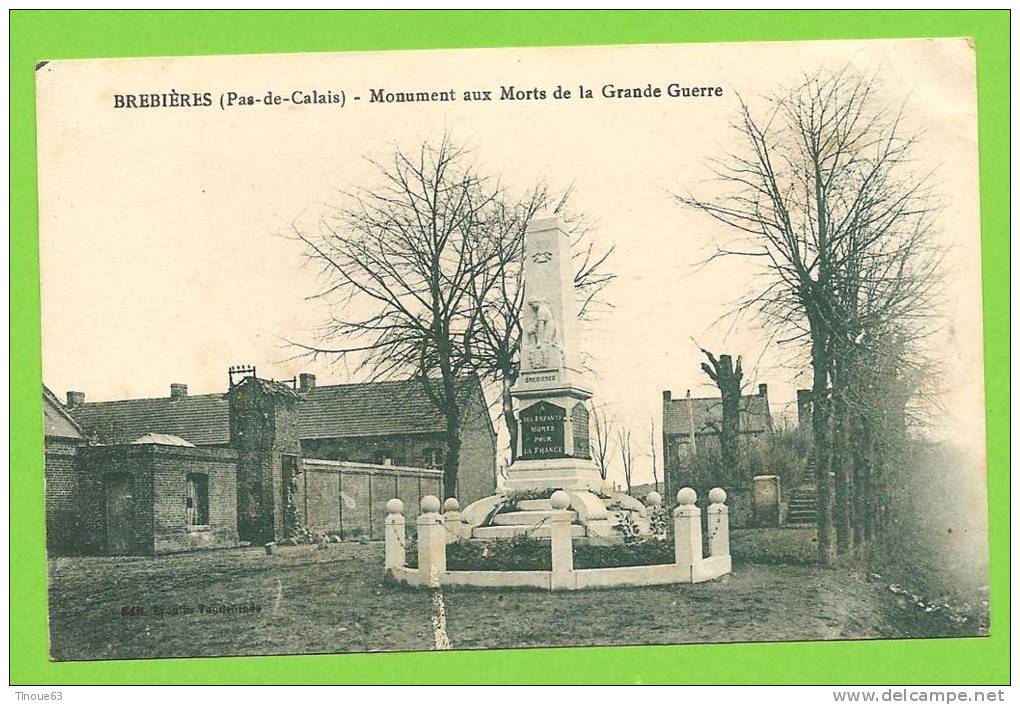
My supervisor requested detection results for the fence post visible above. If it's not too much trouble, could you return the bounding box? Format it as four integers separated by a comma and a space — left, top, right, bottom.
442, 497, 470, 543
674, 487, 702, 571
548, 490, 575, 590
384, 498, 406, 571
417, 495, 446, 579
707, 487, 730, 558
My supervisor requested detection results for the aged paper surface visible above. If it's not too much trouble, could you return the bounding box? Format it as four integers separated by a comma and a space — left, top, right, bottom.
36, 39, 988, 660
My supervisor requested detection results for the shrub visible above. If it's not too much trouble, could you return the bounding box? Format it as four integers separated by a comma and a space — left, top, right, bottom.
574, 539, 674, 569
404, 536, 677, 571
612, 512, 643, 543
670, 429, 811, 493
648, 506, 671, 539
451, 536, 551, 571
742, 429, 811, 491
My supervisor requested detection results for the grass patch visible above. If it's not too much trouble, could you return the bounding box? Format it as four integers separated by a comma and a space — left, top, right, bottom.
730, 527, 819, 565
47, 541, 985, 660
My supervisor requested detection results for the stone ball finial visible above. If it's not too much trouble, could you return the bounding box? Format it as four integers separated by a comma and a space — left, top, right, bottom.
645, 491, 663, 508
676, 487, 697, 506
420, 495, 441, 514
549, 490, 571, 510
443, 497, 460, 513
708, 487, 727, 505
385, 498, 404, 515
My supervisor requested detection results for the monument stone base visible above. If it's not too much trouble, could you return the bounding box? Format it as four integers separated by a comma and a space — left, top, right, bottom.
502, 457, 603, 493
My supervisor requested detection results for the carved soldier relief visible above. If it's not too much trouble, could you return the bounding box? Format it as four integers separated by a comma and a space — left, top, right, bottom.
523, 299, 564, 370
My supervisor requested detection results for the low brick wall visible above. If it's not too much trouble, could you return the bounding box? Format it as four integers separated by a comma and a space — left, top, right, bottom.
296, 459, 443, 540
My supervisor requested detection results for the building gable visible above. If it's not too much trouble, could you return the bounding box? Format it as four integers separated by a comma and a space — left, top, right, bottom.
663, 386, 772, 437
43, 386, 86, 440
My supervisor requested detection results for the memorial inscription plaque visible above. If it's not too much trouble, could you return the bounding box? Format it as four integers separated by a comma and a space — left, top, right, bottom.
519, 401, 566, 460
571, 403, 591, 459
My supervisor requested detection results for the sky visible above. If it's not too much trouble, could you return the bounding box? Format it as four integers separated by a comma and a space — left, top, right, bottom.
36, 38, 984, 489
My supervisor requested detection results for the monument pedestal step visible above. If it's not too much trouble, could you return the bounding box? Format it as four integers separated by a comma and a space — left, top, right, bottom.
491, 509, 569, 526
471, 524, 586, 540
516, 498, 555, 511
502, 457, 603, 493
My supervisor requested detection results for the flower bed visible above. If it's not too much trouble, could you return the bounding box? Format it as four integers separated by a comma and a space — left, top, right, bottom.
405, 536, 676, 571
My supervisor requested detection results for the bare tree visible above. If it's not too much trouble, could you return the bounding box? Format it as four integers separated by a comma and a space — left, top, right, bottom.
832, 229, 943, 551
677, 67, 942, 563
617, 424, 634, 494
699, 349, 744, 483
647, 417, 661, 494
291, 136, 498, 497
591, 403, 614, 481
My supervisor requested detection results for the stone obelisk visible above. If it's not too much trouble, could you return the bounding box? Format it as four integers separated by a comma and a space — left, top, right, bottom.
505, 215, 602, 492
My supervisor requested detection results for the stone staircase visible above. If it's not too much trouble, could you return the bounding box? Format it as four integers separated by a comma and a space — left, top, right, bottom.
786, 486, 817, 525
471, 498, 586, 540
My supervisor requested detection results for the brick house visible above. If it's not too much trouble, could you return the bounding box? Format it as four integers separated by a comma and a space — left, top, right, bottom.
45, 371, 495, 554
661, 384, 773, 489
43, 386, 88, 552
43, 386, 239, 555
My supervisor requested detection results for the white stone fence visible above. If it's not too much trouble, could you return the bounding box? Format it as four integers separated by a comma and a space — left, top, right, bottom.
384, 487, 731, 590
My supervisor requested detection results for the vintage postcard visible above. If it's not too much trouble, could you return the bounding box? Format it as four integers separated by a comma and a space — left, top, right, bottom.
35, 37, 988, 661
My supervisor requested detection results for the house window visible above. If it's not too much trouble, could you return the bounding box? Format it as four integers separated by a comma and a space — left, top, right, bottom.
186, 473, 209, 526
422, 447, 445, 469
677, 440, 694, 460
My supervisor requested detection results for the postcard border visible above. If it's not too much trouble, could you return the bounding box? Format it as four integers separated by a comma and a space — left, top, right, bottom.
10, 9, 1010, 685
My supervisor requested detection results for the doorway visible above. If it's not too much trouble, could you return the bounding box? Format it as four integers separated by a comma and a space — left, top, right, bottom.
105, 472, 134, 555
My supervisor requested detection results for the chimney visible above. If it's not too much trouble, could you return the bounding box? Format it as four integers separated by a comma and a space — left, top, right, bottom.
66, 391, 85, 408
299, 373, 316, 391
662, 390, 671, 402
758, 383, 768, 397
170, 383, 188, 399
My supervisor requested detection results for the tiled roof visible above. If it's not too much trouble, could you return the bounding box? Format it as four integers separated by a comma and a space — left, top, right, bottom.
68, 376, 487, 446
71, 393, 231, 445
663, 392, 772, 436
300, 377, 484, 439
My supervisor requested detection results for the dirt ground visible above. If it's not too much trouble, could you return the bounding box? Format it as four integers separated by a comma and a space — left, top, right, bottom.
46, 541, 986, 661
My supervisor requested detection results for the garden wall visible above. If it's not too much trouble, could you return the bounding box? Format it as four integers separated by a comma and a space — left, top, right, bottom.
296, 459, 443, 540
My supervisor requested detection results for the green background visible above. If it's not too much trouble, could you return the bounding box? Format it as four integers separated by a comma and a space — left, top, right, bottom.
10, 10, 1010, 685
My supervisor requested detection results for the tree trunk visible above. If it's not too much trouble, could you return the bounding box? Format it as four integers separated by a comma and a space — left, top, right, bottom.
867, 427, 879, 540
700, 351, 743, 486
720, 385, 740, 484
831, 388, 854, 554
810, 336, 837, 566
850, 412, 871, 546
443, 409, 462, 500
502, 371, 518, 463
870, 428, 885, 537
663, 428, 672, 505
435, 332, 461, 500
